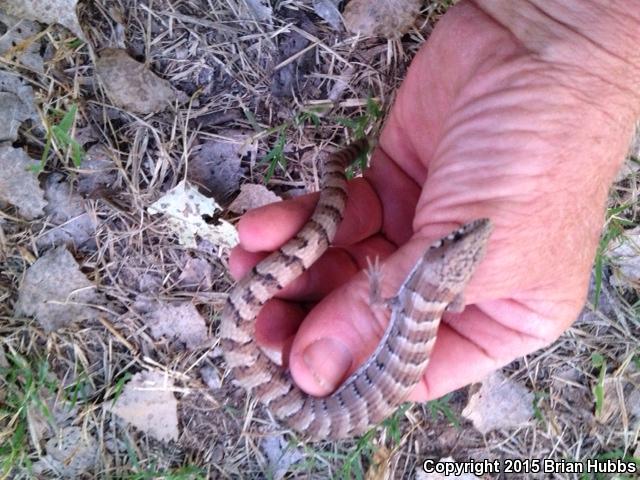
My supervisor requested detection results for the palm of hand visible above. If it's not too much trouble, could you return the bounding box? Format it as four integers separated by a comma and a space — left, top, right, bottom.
233, 2, 629, 400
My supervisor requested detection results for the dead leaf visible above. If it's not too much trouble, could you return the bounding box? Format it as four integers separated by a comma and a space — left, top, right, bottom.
271, 15, 316, 98
3, 0, 85, 41
0, 70, 40, 110
0, 93, 29, 142
74, 124, 100, 146
629, 386, 640, 422
607, 227, 640, 286
596, 377, 625, 424
95, 48, 176, 114
32, 426, 98, 478
177, 256, 213, 290
0, 145, 45, 220
261, 434, 304, 480
462, 372, 534, 434
343, 0, 421, 38
0, 12, 45, 72
188, 139, 244, 200
596, 374, 640, 426
26, 391, 79, 454
200, 366, 222, 391
313, 0, 343, 30
37, 173, 97, 249
146, 303, 209, 349
148, 180, 239, 249
0, 347, 7, 368
328, 67, 354, 103
0, 347, 7, 404
0, 69, 43, 140
243, 0, 273, 24
109, 370, 179, 443
228, 183, 281, 214
549, 366, 594, 425
75, 144, 118, 197
365, 445, 392, 480
130, 270, 164, 314
15, 247, 98, 332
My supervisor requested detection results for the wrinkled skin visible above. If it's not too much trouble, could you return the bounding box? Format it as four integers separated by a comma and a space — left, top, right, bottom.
231, 1, 640, 401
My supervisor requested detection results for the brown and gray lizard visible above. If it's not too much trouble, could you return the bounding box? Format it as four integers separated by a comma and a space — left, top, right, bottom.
220, 140, 492, 440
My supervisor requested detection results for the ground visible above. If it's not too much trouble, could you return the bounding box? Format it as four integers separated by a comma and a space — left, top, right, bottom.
1, 1, 639, 479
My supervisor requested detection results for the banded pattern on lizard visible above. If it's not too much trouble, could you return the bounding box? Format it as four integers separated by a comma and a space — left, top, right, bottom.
220, 139, 492, 440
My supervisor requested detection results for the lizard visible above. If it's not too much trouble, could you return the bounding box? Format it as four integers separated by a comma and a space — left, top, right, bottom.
220, 139, 493, 441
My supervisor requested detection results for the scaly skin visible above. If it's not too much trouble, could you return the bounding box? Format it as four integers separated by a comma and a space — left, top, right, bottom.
220, 140, 492, 440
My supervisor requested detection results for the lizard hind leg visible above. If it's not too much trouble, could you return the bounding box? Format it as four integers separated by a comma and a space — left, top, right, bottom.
365, 256, 384, 306
365, 256, 399, 310
446, 293, 467, 313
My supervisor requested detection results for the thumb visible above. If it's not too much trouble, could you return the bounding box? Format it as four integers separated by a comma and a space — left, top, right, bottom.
288, 273, 380, 396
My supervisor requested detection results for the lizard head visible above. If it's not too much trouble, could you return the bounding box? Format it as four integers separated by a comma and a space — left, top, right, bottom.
418, 218, 493, 295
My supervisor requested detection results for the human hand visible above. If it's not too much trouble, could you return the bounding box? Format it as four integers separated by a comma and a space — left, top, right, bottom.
230, 0, 640, 401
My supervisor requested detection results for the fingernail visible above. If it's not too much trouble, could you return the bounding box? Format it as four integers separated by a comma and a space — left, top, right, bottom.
302, 338, 353, 393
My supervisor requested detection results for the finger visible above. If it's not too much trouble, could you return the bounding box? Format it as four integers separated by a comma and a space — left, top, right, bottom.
288, 275, 377, 397
364, 146, 422, 246
230, 247, 360, 301
255, 299, 307, 367
230, 235, 397, 301
237, 177, 382, 252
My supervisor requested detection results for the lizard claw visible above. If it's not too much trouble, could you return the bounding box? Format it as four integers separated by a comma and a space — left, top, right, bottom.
366, 256, 385, 306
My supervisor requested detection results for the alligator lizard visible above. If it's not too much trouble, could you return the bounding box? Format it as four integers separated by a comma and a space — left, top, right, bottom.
220, 140, 492, 440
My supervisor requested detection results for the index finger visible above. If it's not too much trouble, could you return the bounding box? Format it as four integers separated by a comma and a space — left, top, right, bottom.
236, 177, 383, 253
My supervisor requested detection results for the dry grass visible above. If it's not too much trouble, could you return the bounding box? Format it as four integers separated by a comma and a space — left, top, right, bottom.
1, 1, 639, 479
